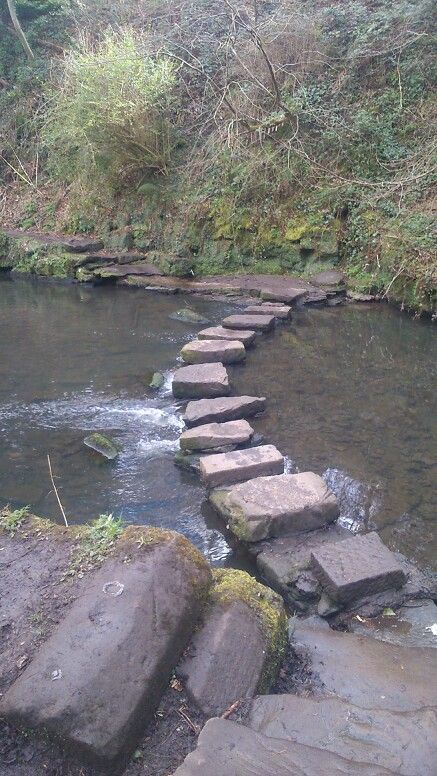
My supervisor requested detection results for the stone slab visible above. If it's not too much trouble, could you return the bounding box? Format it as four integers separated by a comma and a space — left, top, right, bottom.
172, 363, 230, 399
183, 396, 266, 427
201, 445, 284, 488
210, 472, 339, 542
248, 694, 437, 776
311, 531, 406, 604
197, 326, 256, 346
180, 339, 245, 365
260, 288, 308, 303
292, 618, 437, 712
172, 717, 397, 776
222, 314, 275, 331
243, 305, 291, 319
180, 419, 254, 452
349, 599, 437, 649
178, 601, 266, 716
0, 542, 210, 769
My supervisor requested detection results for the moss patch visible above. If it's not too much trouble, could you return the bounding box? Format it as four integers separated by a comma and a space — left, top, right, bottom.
211, 568, 287, 693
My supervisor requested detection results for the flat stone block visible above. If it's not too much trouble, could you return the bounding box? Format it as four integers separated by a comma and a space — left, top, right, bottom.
173, 718, 397, 776
180, 419, 254, 452
183, 395, 266, 427
243, 305, 291, 319
0, 542, 210, 769
292, 619, 437, 712
210, 472, 339, 542
311, 531, 406, 604
180, 339, 245, 365
222, 314, 275, 331
172, 362, 230, 399
248, 694, 437, 776
202, 445, 284, 488
261, 288, 307, 303
197, 326, 256, 346
178, 601, 266, 716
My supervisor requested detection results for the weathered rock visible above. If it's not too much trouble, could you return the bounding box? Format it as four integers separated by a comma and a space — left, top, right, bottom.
210, 473, 339, 542
248, 525, 351, 610
311, 532, 406, 604
0, 540, 211, 769
197, 326, 256, 346
202, 445, 284, 488
149, 371, 165, 389
61, 238, 104, 253
180, 339, 245, 365
173, 717, 397, 776
292, 618, 437, 712
311, 270, 345, 287
248, 694, 437, 776
222, 314, 275, 331
243, 304, 291, 319
183, 396, 266, 427
349, 599, 437, 649
180, 420, 254, 452
172, 363, 230, 399
93, 262, 162, 279
169, 309, 210, 325
174, 450, 202, 474
347, 290, 376, 302
83, 432, 120, 460
260, 287, 308, 304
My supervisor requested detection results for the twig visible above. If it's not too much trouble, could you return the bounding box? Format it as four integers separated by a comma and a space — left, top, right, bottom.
177, 706, 199, 734
47, 454, 69, 527
221, 699, 241, 719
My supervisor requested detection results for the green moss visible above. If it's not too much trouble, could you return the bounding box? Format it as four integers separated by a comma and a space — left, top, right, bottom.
211, 568, 287, 693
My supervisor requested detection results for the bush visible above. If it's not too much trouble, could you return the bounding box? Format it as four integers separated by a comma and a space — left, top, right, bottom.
42, 29, 177, 193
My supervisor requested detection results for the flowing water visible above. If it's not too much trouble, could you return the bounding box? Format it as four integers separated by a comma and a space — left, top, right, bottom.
1, 276, 436, 570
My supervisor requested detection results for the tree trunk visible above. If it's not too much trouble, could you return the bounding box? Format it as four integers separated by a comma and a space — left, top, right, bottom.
6, 0, 34, 60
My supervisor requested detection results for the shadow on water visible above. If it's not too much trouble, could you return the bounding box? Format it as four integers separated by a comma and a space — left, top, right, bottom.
1, 276, 436, 570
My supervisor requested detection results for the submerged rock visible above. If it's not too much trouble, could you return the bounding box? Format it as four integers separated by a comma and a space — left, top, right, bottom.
169, 308, 210, 325
83, 433, 120, 460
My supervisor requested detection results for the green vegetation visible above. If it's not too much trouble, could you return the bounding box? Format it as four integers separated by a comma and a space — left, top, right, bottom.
68, 513, 125, 575
0, 505, 30, 535
1, 0, 435, 314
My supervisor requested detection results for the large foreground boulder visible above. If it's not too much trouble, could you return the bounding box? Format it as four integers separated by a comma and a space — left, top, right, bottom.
210, 472, 338, 542
180, 420, 254, 452
183, 396, 266, 427
172, 363, 230, 399
178, 569, 286, 716
292, 618, 437, 712
0, 535, 211, 770
172, 717, 398, 775
248, 694, 437, 776
201, 445, 284, 488
180, 339, 245, 365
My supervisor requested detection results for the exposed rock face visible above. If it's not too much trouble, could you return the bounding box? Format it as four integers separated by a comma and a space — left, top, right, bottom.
183, 396, 266, 427
180, 420, 254, 452
173, 717, 398, 776
172, 363, 230, 399
292, 618, 437, 712
222, 314, 275, 331
243, 304, 291, 319
248, 694, 437, 776
197, 326, 256, 345
0, 541, 211, 769
201, 445, 284, 488
311, 531, 406, 604
210, 472, 339, 542
180, 339, 245, 365
178, 601, 267, 716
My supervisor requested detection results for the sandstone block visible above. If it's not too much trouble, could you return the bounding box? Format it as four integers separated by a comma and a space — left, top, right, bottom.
183, 396, 266, 427
202, 445, 284, 488
222, 314, 275, 331
180, 339, 245, 365
180, 420, 254, 452
172, 363, 230, 399
197, 326, 256, 346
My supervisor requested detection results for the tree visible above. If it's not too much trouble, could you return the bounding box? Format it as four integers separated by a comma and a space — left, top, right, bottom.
6, 0, 34, 60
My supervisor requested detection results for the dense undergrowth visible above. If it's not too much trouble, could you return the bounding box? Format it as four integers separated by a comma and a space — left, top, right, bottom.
0, 0, 435, 314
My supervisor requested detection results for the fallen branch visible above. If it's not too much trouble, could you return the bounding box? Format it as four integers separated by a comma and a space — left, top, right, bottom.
47, 454, 69, 527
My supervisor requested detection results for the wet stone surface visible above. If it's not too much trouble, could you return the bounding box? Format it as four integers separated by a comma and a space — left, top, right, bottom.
183, 396, 266, 427
222, 314, 275, 331
180, 339, 245, 365
172, 363, 230, 399
197, 326, 256, 346
201, 445, 284, 488
180, 420, 254, 452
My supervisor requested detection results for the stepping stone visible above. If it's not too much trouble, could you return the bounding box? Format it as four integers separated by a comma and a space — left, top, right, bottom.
173, 717, 397, 776
201, 445, 284, 488
197, 326, 256, 346
260, 288, 307, 303
222, 314, 275, 331
0, 541, 211, 769
311, 531, 406, 605
172, 363, 230, 399
178, 601, 267, 716
180, 419, 254, 452
243, 304, 291, 319
183, 395, 266, 427
292, 618, 437, 712
180, 339, 245, 365
248, 694, 437, 776
210, 472, 339, 542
